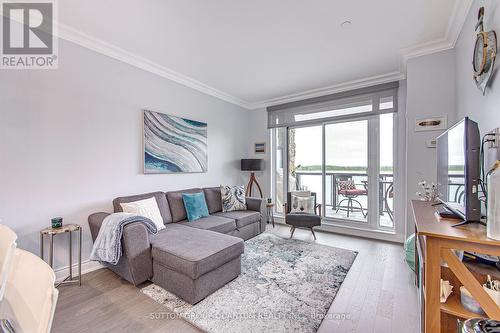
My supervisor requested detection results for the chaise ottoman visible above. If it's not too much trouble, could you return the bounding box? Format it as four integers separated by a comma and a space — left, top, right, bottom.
150, 224, 244, 304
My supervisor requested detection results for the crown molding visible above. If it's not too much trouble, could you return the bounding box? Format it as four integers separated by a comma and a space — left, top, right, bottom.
55, 23, 254, 109
249, 71, 406, 109
399, 0, 472, 70
47, 1, 472, 111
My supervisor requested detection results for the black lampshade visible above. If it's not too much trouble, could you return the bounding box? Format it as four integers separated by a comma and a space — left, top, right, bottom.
241, 159, 264, 171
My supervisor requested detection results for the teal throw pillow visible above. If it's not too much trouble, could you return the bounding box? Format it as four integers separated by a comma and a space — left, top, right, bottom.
182, 192, 210, 222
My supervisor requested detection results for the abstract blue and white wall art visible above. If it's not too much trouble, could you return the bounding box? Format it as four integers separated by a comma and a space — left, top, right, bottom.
143, 110, 207, 173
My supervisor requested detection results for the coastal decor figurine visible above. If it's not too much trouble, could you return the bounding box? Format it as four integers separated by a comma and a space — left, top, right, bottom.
472, 7, 497, 95
416, 180, 438, 202
440, 279, 453, 303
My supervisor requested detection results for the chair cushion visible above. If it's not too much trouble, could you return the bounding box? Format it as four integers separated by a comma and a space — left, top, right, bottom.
214, 211, 260, 228
203, 187, 223, 214
182, 192, 210, 222
339, 189, 367, 196
113, 192, 173, 224
286, 213, 321, 228
166, 188, 203, 222
151, 224, 244, 279
178, 215, 236, 234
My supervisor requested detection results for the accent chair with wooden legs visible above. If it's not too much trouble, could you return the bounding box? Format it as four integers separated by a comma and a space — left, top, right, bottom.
284, 192, 322, 240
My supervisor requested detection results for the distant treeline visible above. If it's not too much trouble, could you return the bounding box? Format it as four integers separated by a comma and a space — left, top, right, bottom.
296, 165, 393, 172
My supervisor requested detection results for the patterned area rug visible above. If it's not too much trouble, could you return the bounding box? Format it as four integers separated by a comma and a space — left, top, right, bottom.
141, 233, 357, 333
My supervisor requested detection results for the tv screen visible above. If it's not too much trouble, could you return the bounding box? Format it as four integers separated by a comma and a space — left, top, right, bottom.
436, 117, 481, 222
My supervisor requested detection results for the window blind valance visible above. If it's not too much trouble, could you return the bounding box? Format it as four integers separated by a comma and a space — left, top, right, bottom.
267, 81, 399, 128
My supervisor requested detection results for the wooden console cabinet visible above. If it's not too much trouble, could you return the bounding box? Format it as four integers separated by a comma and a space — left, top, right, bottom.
412, 200, 500, 333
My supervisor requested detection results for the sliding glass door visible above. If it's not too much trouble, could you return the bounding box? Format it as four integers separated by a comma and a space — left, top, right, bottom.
324, 119, 369, 223
272, 114, 395, 232
269, 83, 399, 234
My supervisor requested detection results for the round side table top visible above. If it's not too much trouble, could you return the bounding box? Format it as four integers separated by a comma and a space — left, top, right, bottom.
266, 202, 274, 208
40, 223, 81, 235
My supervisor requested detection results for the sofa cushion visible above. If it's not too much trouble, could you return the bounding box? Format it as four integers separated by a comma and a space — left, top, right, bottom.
166, 188, 203, 222
214, 211, 260, 229
221, 185, 247, 212
203, 187, 223, 214
182, 192, 210, 222
179, 215, 236, 234
151, 224, 244, 279
113, 192, 172, 224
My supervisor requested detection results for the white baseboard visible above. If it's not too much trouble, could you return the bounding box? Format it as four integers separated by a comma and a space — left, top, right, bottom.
54, 259, 104, 283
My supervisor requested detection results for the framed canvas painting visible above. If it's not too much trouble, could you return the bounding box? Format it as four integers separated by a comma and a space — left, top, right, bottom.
143, 110, 207, 173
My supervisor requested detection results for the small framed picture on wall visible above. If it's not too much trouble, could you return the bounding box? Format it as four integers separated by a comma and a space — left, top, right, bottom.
254, 142, 265, 154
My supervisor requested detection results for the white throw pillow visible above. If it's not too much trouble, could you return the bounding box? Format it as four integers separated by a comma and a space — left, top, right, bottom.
290, 195, 315, 214
120, 197, 165, 231
291, 190, 311, 198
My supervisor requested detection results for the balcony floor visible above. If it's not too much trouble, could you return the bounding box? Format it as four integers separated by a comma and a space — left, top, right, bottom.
325, 205, 394, 228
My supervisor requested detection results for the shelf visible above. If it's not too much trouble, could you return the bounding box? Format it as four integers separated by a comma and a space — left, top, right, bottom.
441, 291, 486, 320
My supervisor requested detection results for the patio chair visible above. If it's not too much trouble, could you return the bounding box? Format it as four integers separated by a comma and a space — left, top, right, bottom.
335, 179, 367, 218
284, 192, 322, 240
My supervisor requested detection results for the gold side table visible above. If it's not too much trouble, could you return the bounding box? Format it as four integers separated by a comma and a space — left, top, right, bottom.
40, 223, 82, 287
266, 203, 275, 228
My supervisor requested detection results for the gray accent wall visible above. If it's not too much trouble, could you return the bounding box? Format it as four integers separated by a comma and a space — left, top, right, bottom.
405, 50, 457, 236
455, 0, 500, 167
0, 39, 250, 272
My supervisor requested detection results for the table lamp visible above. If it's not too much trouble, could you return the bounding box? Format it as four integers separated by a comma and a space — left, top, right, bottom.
241, 159, 264, 198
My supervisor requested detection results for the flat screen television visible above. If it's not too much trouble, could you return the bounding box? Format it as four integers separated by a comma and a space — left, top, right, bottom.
436, 117, 481, 226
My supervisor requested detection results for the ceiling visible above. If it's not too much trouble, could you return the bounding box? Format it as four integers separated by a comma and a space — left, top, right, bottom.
57, 0, 472, 109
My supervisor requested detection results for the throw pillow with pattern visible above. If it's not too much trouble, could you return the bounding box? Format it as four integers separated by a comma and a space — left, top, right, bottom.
220, 185, 247, 212
338, 179, 356, 191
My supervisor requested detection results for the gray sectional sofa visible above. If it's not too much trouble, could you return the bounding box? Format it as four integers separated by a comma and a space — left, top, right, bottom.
88, 187, 265, 304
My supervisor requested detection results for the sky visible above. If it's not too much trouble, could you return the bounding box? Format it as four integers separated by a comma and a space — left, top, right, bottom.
293, 113, 394, 168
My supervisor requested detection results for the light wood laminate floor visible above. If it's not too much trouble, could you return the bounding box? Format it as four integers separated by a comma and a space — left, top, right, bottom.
52, 224, 419, 333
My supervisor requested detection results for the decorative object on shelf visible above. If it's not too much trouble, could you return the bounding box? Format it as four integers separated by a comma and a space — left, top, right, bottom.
241, 159, 264, 198
414, 116, 447, 132
487, 161, 500, 240
460, 286, 485, 315
254, 142, 265, 154
416, 180, 438, 201
473, 7, 497, 95
440, 279, 453, 303
143, 110, 207, 174
484, 275, 500, 306
40, 223, 82, 287
51, 217, 63, 229
462, 318, 500, 333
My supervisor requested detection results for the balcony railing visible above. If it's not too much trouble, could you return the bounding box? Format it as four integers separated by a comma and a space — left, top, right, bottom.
293, 171, 394, 226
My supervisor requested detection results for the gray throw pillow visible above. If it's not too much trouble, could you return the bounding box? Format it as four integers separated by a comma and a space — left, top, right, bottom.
220, 185, 247, 212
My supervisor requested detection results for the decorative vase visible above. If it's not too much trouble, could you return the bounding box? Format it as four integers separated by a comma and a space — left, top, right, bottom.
51, 217, 63, 229
487, 161, 500, 240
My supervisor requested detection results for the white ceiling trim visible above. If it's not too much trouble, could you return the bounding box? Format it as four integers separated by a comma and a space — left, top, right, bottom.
400, 0, 473, 67
250, 71, 406, 109
50, 1, 472, 110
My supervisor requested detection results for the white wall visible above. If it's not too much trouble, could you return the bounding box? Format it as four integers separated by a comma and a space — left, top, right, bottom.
0, 40, 250, 272
405, 49, 457, 235
245, 109, 271, 199
455, 0, 500, 168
